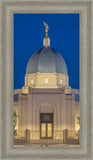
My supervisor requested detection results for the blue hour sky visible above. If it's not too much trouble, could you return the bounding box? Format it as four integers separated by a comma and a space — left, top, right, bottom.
14, 13, 79, 90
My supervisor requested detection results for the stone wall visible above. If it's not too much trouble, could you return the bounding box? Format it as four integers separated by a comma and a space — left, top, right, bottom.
24, 73, 69, 88
17, 88, 78, 140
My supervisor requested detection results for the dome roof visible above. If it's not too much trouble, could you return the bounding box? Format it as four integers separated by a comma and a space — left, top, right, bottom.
26, 46, 67, 74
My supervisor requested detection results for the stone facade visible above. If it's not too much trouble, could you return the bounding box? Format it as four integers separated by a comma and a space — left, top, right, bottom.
22, 72, 70, 94
14, 88, 79, 140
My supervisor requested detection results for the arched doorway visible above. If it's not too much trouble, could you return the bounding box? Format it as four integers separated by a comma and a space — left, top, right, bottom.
40, 104, 54, 139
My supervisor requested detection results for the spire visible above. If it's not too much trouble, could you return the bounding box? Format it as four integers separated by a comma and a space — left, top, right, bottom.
43, 21, 49, 37
43, 22, 50, 47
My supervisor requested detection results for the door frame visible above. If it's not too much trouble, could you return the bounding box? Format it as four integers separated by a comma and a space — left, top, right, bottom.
40, 113, 53, 139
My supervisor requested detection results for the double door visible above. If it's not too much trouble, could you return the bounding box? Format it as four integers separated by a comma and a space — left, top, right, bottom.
40, 113, 53, 139
41, 123, 52, 138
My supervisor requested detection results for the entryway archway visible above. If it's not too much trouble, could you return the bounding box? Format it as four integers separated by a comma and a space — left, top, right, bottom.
40, 104, 54, 139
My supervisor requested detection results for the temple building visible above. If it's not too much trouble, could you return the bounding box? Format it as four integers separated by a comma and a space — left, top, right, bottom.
14, 22, 80, 143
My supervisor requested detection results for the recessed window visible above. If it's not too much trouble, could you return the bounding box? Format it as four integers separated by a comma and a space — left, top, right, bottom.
31, 79, 33, 84
60, 79, 62, 84
45, 79, 48, 84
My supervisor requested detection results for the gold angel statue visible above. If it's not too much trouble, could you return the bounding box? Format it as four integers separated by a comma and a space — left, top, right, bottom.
43, 22, 49, 37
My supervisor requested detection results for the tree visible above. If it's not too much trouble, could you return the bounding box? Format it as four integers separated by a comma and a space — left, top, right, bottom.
13, 111, 19, 136
77, 116, 80, 126
76, 116, 80, 143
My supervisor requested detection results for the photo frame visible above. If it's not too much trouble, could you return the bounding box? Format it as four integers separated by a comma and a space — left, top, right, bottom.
0, 0, 92, 159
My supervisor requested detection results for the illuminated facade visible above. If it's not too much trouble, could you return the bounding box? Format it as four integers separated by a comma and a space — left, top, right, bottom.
14, 26, 80, 141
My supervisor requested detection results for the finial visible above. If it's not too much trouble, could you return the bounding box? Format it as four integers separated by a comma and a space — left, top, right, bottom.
43, 21, 49, 37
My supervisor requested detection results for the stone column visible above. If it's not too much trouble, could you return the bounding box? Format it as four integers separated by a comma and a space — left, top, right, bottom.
63, 129, 68, 144
25, 129, 30, 143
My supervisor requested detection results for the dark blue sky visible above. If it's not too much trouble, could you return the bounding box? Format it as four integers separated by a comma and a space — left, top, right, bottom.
14, 13, 79, 89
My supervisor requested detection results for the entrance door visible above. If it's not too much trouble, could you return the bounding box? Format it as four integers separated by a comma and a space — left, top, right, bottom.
41, 123, 46, 138
40, 113, 53, 139
47, 123, 52, 138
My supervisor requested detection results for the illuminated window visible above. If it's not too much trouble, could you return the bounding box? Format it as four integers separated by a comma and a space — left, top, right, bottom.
41, 123, 46, 137
45, 79, 48, 84
60, 79, 62, 84
31, 79, 33, 84
47, 123, 52, 137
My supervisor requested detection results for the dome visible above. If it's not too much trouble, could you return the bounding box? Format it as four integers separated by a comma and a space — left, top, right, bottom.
26, 46, 67, 74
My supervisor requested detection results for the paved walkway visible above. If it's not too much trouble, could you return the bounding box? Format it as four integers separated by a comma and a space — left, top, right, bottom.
14, 144, 80, 147
14, 139, 79, 147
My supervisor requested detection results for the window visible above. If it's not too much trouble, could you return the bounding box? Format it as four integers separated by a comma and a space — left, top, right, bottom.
31, 79, 33, 84
60, 79, 62, 84
45, 79, 48, 84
